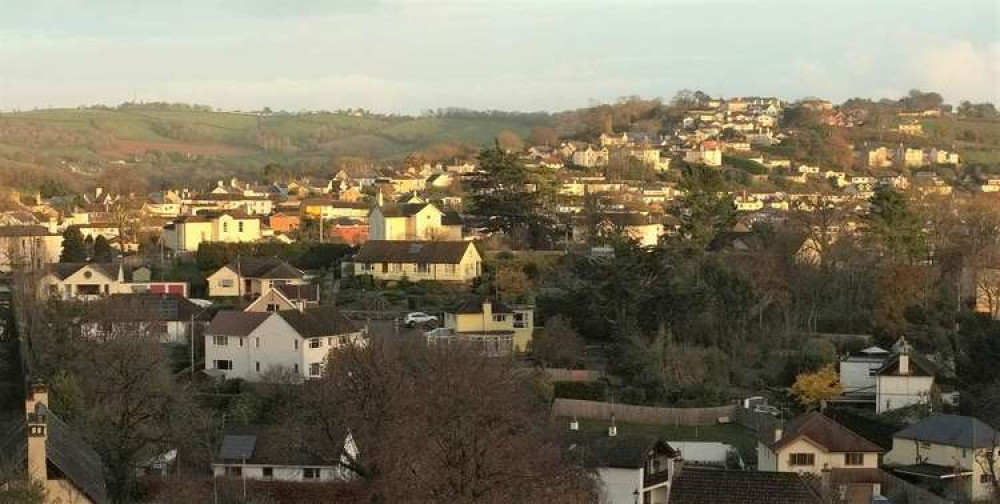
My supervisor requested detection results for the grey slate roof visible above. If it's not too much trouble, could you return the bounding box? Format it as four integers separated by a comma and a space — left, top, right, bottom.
205, 311, 272, 337
565, 432, 676, 469
215, 425, 338, 466
671, 467, 821, 504
279, 308, 360, 337
893, 414, 999, 449
224, 257, 304, 280
453, 297, 512, 315
50, 262, 120, 280
275, 283, 320, 303
352, 240, 475, 264
84, 293, 209, 322
0, 405, 108, 504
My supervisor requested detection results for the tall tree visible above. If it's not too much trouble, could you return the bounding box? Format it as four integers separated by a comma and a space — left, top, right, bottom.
675, 164, 736, 250
92, 235, 113, 263
863, 188, 927, 263
59, 227, 87, 262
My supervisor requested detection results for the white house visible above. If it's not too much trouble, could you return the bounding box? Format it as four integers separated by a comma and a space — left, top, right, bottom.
163, 212, 263, 253
572, 146, 610, 168
204, 308, 364, 382
368, 202, 462, 241
875, 337, 935, 414
838, 346, 890, 401
213, 425, 357, 482
566, 431, 678, 504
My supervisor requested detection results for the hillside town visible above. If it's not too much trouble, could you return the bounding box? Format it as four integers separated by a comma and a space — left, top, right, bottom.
1, 89, 999, 504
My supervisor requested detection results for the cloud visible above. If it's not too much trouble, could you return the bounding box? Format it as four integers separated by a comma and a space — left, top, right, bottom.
910, 40, 1000, 103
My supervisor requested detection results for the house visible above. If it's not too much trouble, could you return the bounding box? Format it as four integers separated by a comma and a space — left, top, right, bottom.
684, 142, 723, 167
838, 346, 890, 402
368, 202, 462, 241
245, 283, 320, 312
206, 257, 306, 298
268, 212, 301, 234
301, 199, 370, 221
884, 414, 999, 502
213, 425, 357, 482
0, 383, 108, 504
758, 412, 884, 500
37, 263, 188, 300
426, 297, 534, 354
572, 146, 610, 167
0, 225, 62, 272
902, 148, 926, 167
80, 293, 210, 344
565, 431, 678, 504
898, 122, 924, 136
181, 192, 273, 216
874, 337, 935, 413
345, 240, 482, 282
204, 307, 364, 381
163, 212, 264, 253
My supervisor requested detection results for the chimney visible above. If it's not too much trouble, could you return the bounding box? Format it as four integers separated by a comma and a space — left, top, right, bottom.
608, 414, 617, 437
774, 428, 783, 443
95, 187, 103, 199
26, 383, 49, 485
899, 353, 910, 375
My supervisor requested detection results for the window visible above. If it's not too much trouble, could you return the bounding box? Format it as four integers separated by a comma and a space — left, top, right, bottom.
214, 360, 233, 370
310, 363, 322, 376
513, 312, 528, 329
222, 222, 229, 233
309, 338, 322, 349
238, 221, 244, 233
417, 263, 430, 274
362, 263, 374, 272
788, 453, 815, 466
444, 264, 457, 274
266, 303, 280, 312
255, 361, 261, 373
225, 466, 241, 477
238, 337, 244, 348
294, 339, 299, 350
262, 467, 273, 479
982, 473, 996, 484
294, 364, 299, 374
303, 468, 320, 480
845, 453, 864, 466
390, 263, 402, 272
868, 368, 877, 377
255, 338, 260, 348
213, 335, 228, 346
220, 279, 234, 288
492, 314, 506, 323
328, 337, 333, 346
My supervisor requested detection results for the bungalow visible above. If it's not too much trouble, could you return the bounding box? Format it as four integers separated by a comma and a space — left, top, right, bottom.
37, 263, 188, 300
204, 307, 364, 381
884, 414, 999, 502
206, 257, 306, 298
426, 296, 534, 354
213, 425, 357, 482
345, 240, 482, 282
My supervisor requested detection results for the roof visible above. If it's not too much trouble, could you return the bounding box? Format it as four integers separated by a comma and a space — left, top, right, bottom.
875, 352, 935, 377
274, 283, 320, 303
352, 240, 475, 264
670, 467, 820, 504
377, 202, 433, 218
772, 412, 883, 453
214, 425, 338, 466
893, 414, 999, 449
205, 311, 272, 337
0, 404, 108, 504
84, 294, 208, 322
223, 257, 303, 280
453, 296, 512, 315
565, 432, 676, 469
822, 409, 899, 451
278, 308, 360, 337
441, 211, 463, 226
893, 463, 974, 479
49, 262, 119, 281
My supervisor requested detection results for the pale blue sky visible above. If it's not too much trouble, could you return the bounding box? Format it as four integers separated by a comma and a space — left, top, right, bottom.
0, 0, 997, 113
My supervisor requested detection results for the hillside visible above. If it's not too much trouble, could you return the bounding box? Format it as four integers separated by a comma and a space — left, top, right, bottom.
0, 106, 550, 193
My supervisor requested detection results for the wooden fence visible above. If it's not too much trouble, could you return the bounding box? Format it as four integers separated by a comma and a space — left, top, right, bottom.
551, 398, 738, 427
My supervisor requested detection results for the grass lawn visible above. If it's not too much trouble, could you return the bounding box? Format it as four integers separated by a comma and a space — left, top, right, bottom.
557, 417, 759, 465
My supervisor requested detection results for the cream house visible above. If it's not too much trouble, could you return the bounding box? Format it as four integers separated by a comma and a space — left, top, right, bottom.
37, 263, 189, 300
884, 414, 999, 502
758, 412, 883, 474
427, 297, 534, 354
369, 202, 462, 241
204, 308, 364, 382
0, 225, 62, 272
206, 257, 306, 298
346, 240, 482, 282
163, 212, 263, 253
572, 146, 610, 167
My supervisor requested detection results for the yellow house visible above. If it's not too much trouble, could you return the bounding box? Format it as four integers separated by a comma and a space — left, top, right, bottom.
433, 297, 534, 353
758, 412, 884, 501
163, 212, 263, 252
347, 240, 482, 282
884, 414, 998, 502
205, 257, 306, 298
0, 383, 109, 503
300, 199, 370, 220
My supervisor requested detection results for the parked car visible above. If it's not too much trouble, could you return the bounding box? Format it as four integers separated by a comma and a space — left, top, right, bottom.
404, 312, 438, 327
754, 405, 781, 417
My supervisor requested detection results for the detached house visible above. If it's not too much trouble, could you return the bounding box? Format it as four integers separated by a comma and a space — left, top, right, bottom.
346, 240, 482, 282
874, 337, 935, 414
885, 414, 999, 502
38, 263, 188, 300
0, 225, 62, 272
426, 297, 534, 355
163, 212, 263, 253
204, 308, 364, 381
566, 431, 678, 504
206, 257, 306, 298
213, 425, 357, 482
369, 202, 462, 241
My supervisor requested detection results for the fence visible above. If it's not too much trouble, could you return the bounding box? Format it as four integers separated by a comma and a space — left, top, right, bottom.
880, 470, 954, 504
543, 368, 603, 383
551, 398, 738, 427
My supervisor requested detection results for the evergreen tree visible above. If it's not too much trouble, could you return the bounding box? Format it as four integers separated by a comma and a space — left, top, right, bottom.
676, 164, 736, 250
93, 235, 113, 263
59, 227, 87, 263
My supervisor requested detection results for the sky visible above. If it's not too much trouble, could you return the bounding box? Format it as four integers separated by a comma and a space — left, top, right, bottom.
0, 0, 997, 114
